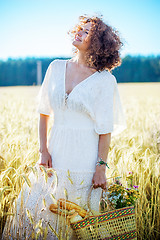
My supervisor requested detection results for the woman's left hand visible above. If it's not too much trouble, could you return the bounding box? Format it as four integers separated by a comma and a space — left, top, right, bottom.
92, 166, 107, 190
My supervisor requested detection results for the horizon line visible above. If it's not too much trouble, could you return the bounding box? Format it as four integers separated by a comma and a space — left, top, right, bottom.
0, 53, 160, 61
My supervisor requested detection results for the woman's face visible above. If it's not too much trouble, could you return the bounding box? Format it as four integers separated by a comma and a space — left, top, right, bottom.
72, 22, 92, 52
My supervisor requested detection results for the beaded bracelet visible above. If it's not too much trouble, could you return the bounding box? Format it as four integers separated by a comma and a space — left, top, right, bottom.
96, 157, 110, 169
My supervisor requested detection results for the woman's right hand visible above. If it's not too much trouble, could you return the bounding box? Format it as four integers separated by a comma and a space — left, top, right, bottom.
39, 150, 53, 177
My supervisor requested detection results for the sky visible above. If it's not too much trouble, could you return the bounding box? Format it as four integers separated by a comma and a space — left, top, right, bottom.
0, 0, 160, 60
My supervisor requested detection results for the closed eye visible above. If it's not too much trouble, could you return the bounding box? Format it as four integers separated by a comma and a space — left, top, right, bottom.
80, 27, 89, 34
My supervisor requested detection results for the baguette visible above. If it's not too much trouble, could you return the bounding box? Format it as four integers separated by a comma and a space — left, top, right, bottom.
57, 198, 87, 217
49, 203, 69, 216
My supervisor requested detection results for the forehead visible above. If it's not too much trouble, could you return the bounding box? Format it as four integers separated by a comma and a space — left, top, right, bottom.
82, 22, 92, 30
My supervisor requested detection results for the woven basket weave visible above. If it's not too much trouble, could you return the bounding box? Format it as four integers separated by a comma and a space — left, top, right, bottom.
70, 186, 137, 240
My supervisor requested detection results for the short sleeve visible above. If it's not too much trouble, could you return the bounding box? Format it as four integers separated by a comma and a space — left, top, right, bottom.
36, 62, 54, 115
94, 75, 127, 136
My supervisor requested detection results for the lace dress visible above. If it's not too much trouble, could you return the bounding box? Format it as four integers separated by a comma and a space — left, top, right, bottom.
2, 59, 127, 239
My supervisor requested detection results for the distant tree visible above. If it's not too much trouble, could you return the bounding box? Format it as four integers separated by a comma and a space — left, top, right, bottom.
0, 56, 160, 86
113, 55, 160, 83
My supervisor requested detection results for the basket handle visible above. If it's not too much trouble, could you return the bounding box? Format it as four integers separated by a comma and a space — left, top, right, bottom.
87, 176, 121, 215
87, 185, 107, 216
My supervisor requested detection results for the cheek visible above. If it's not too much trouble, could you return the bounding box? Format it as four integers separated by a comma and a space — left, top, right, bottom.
84, 37, 91, 48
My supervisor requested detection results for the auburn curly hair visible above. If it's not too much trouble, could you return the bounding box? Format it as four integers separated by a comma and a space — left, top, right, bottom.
69, 15, 123, 72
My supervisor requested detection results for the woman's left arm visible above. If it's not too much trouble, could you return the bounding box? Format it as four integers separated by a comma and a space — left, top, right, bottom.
92, 133, 111, 190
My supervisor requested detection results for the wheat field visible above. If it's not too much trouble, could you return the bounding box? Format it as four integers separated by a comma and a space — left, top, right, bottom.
0, 83, 160, 239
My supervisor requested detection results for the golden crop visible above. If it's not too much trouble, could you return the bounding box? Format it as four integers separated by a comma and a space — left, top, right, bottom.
0, 83, 160, 239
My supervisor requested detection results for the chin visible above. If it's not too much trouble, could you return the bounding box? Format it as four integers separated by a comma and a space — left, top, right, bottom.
72, 41, 80, 49
72, 40, 78, 46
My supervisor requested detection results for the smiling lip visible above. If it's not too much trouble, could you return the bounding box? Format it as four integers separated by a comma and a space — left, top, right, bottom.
75, 36, 81, 42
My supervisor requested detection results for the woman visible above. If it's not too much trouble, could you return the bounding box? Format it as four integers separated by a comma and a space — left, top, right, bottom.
2, 15, 126, 239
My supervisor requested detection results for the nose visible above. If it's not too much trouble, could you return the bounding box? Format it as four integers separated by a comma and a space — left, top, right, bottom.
77, 30, 82, 36
77, 32, 82, 37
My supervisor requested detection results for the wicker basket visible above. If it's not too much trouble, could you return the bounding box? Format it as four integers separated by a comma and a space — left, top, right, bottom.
70, 186, 137, 240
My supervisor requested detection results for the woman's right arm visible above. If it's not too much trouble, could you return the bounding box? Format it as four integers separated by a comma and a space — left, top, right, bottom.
38, 113, 52, 169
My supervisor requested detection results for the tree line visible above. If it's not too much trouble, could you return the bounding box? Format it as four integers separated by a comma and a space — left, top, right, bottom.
0, 55, 160, 86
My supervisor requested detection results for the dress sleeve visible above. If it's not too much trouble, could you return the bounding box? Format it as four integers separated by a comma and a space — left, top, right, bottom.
36, 61, 54, 115
94, 75, 127, 136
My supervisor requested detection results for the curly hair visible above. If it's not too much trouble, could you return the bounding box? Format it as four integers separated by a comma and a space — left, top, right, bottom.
69, 15, 123, 71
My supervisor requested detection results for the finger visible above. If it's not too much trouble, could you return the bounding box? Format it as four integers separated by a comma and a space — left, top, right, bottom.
93, 183, 99, 189
48, 172, 52, 177
102, 184, 107, 190
101, 181, 107, 190
100, 178, 106, 188
39, 163, 47, 167
47, 168, 53, 177
39, 163, 48, 170
48, 157, 52, 168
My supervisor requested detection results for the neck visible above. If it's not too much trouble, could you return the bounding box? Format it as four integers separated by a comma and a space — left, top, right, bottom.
72, 51, 97, 72
74, 51, 87, 67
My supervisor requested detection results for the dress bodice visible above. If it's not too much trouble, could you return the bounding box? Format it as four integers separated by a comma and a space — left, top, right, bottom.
37, 59, 127, 136
53, 109, 94, 130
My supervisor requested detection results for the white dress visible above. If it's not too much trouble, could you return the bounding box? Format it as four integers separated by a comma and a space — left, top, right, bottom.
2, 59, 127, 239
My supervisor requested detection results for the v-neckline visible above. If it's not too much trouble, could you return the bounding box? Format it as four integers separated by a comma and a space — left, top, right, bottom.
64, 60, 98, 98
